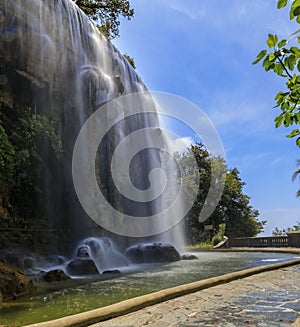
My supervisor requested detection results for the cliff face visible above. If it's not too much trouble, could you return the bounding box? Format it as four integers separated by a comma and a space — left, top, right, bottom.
0, 0, 159, 253
1, 0, 139, 112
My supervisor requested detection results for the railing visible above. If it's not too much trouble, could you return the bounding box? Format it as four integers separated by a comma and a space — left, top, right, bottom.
229, 236, 289, 248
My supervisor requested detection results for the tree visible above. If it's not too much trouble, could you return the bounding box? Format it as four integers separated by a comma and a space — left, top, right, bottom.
177, 143, 265, 244
253, 0, 300, 196
221, 168, 265, 237
272, 221, 300, 235
74, 0, 134, 39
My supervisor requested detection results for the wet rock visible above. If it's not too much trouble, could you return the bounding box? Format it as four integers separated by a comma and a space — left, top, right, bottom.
181, 253, 199, 260
126, 242, 181, 263
66, 258, 99, 276
102, 269, 121, 274
0, 261, 35, 301
43, 269, 70, 282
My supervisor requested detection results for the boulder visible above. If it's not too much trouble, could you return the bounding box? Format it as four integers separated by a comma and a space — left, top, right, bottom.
126, 242, 181, 264
0, 261, 35, 301
181, 253, 199, 260
43, 269, 70, 282
66, 258, 99, 276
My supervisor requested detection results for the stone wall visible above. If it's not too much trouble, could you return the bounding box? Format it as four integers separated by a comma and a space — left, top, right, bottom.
228, 233, 300, 248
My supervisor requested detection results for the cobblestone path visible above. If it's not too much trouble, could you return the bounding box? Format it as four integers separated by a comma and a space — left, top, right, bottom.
90, 265, 300, 327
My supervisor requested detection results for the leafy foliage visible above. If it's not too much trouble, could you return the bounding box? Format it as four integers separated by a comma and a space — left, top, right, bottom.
0, 120, 15, 194
177, 143, 265, 244
272, 221, 300, 235
74, 0, 134, 39
253, 0, 300, 196
212, 223, 226, 246
0, 101, 63, 223
123, 53, 136, 69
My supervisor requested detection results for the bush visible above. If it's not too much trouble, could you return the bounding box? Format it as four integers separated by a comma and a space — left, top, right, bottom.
212, 234, 223, 246
212, 223, 226, 246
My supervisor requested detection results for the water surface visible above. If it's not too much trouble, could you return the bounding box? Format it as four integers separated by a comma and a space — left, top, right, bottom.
0, 251, 298, 326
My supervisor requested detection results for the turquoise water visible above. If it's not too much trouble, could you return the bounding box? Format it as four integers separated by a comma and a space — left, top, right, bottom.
0, 251, 298, 326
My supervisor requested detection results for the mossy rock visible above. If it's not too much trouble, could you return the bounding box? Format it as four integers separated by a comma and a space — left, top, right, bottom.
43, 269, 70, 282
0, 261, 35, 301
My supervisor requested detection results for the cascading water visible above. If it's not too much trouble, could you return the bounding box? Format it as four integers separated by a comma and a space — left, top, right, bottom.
66, 237, 129, 274
0, 0, 186, 272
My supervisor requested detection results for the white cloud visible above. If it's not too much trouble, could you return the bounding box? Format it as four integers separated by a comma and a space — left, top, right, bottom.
209, 95, 274, 133
168, 2, 205, 20
166, 136, 194, 154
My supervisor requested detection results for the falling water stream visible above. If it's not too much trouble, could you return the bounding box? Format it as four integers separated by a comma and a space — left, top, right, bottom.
1, 0, 184, 251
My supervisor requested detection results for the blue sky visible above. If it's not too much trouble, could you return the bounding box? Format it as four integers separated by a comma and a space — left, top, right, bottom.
113, 0, 300, 235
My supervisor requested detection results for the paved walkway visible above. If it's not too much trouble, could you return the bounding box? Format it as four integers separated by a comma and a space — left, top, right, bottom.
90, 264, 300, 327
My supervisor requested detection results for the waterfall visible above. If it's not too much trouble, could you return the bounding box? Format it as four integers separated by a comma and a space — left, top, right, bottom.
0, 0, 186, 259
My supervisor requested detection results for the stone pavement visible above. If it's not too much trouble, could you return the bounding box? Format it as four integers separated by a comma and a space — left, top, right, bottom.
90, 264, 300, 327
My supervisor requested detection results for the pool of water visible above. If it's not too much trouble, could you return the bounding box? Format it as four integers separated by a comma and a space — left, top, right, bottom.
0, 251, 298, 326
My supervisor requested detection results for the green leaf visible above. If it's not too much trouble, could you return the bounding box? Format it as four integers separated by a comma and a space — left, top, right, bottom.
284, 113, 294, 127
252, 49, 267, 65
287, 129, 300, 138
296, 136, 300, 147
263, 55, 276, 71
269, 53, 276, 61
274, 114, 285, 128
275, 91, 288, 101
294, 6, 300, 16
291, 0, 300, 19
278, 0, 288, 8
267, 34, 278, 48
290, 46, 300, 56
285, 55, 297, 70
278, 39, 287, 48
291, 114, 299, 123
274, 63, 283, 76
282, 102, 289, 111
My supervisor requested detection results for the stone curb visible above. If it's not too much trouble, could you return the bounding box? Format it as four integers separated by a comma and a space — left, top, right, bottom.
24, 257, 300, 327
192, 247, 300, 254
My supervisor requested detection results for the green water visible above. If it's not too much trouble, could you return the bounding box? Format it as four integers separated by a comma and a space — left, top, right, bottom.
0, 251, 298, 326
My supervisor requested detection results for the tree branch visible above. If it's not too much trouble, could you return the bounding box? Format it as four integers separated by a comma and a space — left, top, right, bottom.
278, 56, 293, 79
